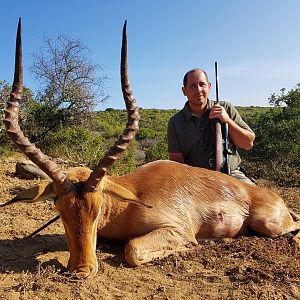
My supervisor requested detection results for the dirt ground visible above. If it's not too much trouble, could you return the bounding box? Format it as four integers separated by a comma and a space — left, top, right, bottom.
0, 155, 299, 300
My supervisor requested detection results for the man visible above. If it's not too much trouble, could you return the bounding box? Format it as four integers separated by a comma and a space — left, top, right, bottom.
167, 68, 255, 184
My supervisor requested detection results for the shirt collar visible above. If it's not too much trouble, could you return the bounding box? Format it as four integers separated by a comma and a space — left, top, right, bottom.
183, 99, 215, 122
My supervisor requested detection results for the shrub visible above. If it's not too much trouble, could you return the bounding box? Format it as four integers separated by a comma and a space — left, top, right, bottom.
144, 138, 168, 163
109, 140, 138, 175
44, 126, 105, 167
240, 106, 299, 186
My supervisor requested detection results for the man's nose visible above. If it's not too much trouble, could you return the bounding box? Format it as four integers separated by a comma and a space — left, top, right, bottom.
196, 85, 203, 93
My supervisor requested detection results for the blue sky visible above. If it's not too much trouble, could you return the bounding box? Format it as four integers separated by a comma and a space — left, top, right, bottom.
1, 0, 300, 110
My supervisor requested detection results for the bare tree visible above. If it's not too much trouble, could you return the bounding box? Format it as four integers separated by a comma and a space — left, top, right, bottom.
30, 34, 108, 118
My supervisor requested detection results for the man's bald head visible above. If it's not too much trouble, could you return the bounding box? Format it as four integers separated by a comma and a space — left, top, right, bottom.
183, 69, 209, 88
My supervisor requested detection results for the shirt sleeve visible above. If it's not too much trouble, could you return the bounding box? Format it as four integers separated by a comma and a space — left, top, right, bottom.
223, 101, 252, 131
167, 117, 182, 153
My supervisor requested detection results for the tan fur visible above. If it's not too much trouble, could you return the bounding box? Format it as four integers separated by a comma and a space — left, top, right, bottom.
5, 160, 300, 278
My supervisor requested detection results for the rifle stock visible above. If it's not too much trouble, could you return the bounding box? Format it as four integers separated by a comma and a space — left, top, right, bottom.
215, 121, 223, 172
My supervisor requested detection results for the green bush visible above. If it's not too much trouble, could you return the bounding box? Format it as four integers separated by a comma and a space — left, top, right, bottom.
109, 141, 138, 175
93, 110, 127, 138
23, 101, 65, 144
0, 144, 14, 157
144, 138, 168, 163
44, 126, 105, 167
137, 128, 157, 140
42, 126, 138, 176
240, 106, 299, 186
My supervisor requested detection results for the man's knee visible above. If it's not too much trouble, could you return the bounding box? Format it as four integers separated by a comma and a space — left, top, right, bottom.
230, 168, 256, 185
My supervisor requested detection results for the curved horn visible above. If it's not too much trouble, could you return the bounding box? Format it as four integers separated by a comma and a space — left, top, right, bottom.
4, 18, 73, 193
85, 20, 140, 191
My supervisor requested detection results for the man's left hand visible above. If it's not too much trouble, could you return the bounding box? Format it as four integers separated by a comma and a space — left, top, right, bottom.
209, 104, 230, 123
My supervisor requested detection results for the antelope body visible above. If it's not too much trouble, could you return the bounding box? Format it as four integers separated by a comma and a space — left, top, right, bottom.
2, 19, 300, 279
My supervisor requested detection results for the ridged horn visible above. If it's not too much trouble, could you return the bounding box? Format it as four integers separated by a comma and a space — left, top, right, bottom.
3, 18, 73, 193
85, 20, 140, 191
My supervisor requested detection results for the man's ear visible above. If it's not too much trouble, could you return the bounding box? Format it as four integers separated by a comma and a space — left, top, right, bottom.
182, 86, 187, 96
0, 180, 56, 206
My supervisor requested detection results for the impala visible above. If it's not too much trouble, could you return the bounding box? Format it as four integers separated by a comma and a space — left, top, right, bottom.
2, 19, 300, 279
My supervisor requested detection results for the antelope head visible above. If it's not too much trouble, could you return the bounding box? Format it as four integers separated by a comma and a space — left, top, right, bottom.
3, 18, 140, 278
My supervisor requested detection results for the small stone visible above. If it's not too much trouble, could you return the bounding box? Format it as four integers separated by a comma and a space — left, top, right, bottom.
15, 160, 49, 179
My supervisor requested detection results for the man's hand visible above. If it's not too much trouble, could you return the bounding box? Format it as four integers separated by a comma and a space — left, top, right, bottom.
209, 104, 255, 150
209, 104, 230, 123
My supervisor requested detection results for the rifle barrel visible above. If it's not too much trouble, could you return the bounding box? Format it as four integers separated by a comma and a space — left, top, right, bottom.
215, 61, 219, 104
214, 61, 231, 175
214, 61, 223, 171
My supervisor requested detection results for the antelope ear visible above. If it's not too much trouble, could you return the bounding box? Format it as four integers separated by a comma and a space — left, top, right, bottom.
103, 179, 152, 208
0, 180, 56, 207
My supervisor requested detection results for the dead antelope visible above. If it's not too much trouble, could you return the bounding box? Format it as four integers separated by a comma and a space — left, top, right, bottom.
2, 19, 300, 279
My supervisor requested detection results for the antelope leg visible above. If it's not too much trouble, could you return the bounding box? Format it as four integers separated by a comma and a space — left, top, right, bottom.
248, 203, 300, 243
124, 227, 197, 266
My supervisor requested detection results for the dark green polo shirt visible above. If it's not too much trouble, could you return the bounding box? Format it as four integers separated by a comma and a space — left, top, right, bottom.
167, 100, 252, 171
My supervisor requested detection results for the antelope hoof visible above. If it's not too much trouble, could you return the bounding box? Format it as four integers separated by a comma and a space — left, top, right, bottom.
292, 236, 300, 249
72, 263, 98, 279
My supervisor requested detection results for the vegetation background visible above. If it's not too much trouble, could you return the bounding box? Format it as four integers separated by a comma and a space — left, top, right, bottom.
1, 83, 299, 186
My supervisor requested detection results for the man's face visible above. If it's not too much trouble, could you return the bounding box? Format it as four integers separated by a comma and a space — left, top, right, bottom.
182, 70, 211, 108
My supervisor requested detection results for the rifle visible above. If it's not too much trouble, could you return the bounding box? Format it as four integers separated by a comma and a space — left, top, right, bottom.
214, 61, 231, 174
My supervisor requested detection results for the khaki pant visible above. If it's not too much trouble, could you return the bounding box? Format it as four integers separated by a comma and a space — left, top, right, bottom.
230, 167, 256, 185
